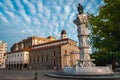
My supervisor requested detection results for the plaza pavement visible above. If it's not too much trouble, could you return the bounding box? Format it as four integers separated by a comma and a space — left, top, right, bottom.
0, 69, 71, 80
0, 69, 120, 80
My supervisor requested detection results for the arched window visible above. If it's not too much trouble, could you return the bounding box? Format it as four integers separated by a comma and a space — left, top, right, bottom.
65, 50, 67, 53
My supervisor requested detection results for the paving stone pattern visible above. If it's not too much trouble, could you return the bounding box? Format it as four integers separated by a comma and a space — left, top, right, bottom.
0, 70, 72, 80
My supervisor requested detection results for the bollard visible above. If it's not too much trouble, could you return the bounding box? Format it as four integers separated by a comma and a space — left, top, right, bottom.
34, 72, 38, 80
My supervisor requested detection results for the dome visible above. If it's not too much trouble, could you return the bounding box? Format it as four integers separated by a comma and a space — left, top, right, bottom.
61, 30, 66, 34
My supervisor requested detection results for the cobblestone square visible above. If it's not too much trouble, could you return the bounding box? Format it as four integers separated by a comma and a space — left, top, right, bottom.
0, 70, 70, 80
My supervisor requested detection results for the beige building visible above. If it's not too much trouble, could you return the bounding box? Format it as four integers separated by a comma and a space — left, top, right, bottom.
0, 41, 7, 68
6, 36, 56, 70
29, 38, 79, 70
6, 30, 80, 70
11, 36, 56, 52
29, 30, 80, 70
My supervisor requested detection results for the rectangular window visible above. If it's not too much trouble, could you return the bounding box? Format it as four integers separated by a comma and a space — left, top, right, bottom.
54, 61, 55, 66
37, 56, 39, 62
46, 56, 48, 62
54, 52, 55, 56
41, 56, 43, 62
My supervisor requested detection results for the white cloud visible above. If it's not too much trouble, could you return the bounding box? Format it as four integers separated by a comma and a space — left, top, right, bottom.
13, 0, 31, 25
0, 2, 1, 5
19, 9, 31, 24
55, 5, 61, 12
4, 0, 15, 11
37, 0, 43, 13
21, 30, 26, 33
5, 10, 15, 18
0, 0, 103, 51
85, 0, 101, 14
86, 3, 93, 10
15, 0, 24, 9
44, 7, 51, 18
60, 21, 65, 28
64, 5, 71, 15
0, 12, 9, 23
32, 17, 41, 26
23, 0, 36, 15
27, 29, 33, 33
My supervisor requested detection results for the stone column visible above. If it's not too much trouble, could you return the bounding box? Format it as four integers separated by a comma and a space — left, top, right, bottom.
9, 64, 11, 70
13, 63, 14, 69
73, 14, 95, 67
74, 14, 89, 59
7, 64, 9, 70
15, 62, 17, 69
18, 62, 20, 70
22, 61, 24, 70
63, 54, 70, 67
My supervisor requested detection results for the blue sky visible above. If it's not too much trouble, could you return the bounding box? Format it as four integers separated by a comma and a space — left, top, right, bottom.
0, 0, 103, 51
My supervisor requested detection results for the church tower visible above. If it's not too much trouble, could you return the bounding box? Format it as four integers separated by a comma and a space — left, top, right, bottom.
61, 30, 67, 39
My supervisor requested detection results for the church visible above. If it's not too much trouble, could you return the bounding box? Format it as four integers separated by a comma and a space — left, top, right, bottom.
29, 30, 79, 70
6, 30, 80, 70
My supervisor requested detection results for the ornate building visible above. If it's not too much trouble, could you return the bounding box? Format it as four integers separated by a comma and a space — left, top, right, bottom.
6, 30, 80, 70
0, 41, 7, 68
29, 38, 79, 70
11, 36, 56, 52
6, 36, 55, 70
29, 30, 79, 70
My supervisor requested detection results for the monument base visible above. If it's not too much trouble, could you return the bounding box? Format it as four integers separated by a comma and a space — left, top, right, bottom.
75, 66, 113, 75
77, 59, 95, 67
64, 66, 113, 75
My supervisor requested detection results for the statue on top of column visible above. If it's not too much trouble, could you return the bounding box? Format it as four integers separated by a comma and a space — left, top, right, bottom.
77, 3, 83, 14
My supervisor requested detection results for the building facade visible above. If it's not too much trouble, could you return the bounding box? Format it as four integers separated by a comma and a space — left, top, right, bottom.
6, 36, 56, 69
0, 41, 7, 68
6, 30, 80, 70
6, 50, 29, 70
11, 36, 56, 52
29, 38, 79, 70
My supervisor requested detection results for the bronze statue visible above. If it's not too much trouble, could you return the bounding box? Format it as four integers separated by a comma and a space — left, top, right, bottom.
77, 3, 83, 14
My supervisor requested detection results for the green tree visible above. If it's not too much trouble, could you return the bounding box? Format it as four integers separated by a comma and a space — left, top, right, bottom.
88, 0, 120, 52
91, 51, 111, 66
91, 52, 120, 68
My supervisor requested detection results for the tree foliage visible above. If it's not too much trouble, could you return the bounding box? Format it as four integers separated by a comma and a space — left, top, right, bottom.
88, 0, 120, 52
91, 52, 111, 66
91, 52, 120, 68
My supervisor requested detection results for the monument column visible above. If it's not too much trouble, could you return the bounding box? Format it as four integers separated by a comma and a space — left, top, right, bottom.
73, 4, 94, 67
63, 3, 113, 75
74, 14, 90, 60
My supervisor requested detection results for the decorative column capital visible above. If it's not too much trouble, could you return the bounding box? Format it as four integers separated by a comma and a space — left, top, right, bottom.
73, 18, 80, 26
73, 14, 88, 26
